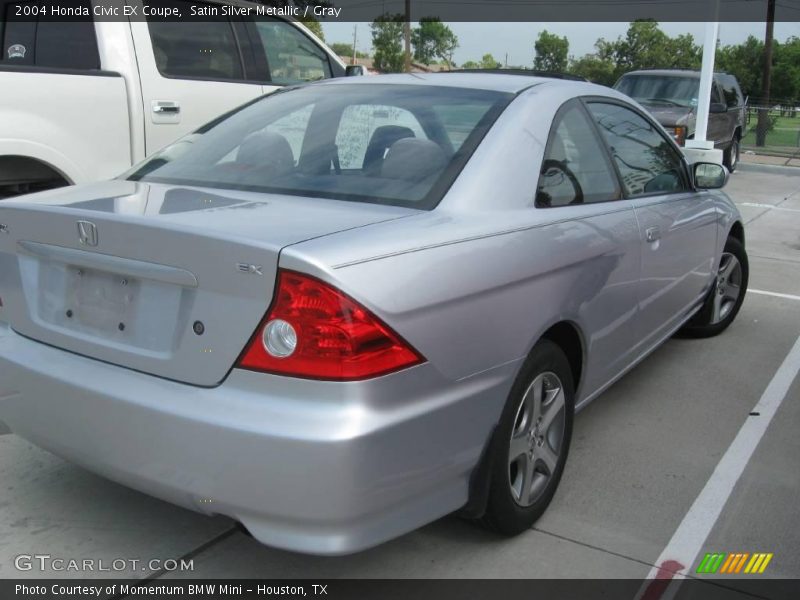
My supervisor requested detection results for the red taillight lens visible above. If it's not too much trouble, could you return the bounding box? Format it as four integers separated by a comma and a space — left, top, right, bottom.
237, 270, 424, 380
672, 126, 687, 146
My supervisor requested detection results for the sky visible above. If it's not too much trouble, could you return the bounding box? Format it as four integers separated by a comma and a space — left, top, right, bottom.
321, 21, 800, 66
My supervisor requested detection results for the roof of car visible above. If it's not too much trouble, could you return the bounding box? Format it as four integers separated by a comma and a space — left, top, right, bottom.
313, 72, 590, 94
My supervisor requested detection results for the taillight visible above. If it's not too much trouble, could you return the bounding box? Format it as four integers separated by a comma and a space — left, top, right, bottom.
237, 270, 424, 380
671, 126, 687, 146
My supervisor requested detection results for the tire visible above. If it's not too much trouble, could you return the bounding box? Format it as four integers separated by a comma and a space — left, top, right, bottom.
724, 134, 740, 173
478, 339, 574, 535
682, 236, 748, 338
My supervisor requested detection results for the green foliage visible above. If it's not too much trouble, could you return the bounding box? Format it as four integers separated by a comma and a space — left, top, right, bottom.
412, 17, 458, 67
568, 54, 617, 86
562, 20, 703, 85
716, 35, 764, 100
480, 53, 502, 69
772, 37, 800, 104
330, 42, 368, 59
534, 30, 569, 72
370, 14, 406, 73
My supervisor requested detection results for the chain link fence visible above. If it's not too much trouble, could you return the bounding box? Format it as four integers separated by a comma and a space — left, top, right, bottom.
742, 101, 800, 157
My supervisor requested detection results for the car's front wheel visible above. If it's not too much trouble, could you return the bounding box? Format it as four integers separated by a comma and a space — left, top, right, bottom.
479, 340, 574, 535
682, 236, 748, 338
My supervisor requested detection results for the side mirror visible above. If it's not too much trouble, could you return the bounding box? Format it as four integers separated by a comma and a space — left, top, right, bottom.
693, 162, 728, 189
709, 102, 727, 114
345, 65, 366, 77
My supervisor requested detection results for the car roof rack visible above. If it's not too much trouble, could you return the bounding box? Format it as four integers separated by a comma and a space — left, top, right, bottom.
450, 69, 587, 82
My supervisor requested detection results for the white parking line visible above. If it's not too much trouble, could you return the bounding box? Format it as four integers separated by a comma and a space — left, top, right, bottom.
636, 333, 800, 599
749, 288, 800, 302
740, 202, 800, 213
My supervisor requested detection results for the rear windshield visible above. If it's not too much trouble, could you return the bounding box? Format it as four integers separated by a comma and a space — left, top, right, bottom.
128, 84, 512, 209
614, 75, 700, 109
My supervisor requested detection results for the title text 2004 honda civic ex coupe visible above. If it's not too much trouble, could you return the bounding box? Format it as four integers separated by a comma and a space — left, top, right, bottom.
0, 74, 748, 555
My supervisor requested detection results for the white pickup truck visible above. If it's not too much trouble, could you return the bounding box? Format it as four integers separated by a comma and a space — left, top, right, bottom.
0, 0, 350, 197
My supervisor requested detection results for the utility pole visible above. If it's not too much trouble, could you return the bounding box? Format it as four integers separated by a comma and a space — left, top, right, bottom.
756, 0, 776, 147
352, 24, 357, 65
404, 0, 412, 72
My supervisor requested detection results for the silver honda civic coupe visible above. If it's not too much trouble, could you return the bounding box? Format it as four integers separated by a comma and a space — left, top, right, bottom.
0, 73, 747, 555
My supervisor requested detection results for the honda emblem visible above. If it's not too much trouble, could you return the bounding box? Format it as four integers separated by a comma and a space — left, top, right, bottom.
77, 221, 98, 246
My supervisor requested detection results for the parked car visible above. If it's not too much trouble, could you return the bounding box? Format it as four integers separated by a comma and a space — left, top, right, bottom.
0, 0, 348, 198
613, 69, 746, 172
0, 73, 748, 555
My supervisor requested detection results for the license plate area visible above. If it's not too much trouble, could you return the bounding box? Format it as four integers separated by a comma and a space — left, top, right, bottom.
65, 266, 139, 335
26, 256, 185, 353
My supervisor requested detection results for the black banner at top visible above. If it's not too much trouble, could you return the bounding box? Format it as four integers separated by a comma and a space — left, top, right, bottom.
0, 0, 799, 22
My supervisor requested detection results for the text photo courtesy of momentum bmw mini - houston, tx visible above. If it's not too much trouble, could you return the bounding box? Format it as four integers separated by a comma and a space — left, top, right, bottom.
0, 0, 799, 598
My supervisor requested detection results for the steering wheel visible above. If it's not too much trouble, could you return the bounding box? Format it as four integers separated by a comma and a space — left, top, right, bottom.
538, 159, 584, 206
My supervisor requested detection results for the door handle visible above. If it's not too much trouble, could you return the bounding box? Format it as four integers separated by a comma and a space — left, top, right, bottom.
645, 226, 661, 243
152, 102, 180, 114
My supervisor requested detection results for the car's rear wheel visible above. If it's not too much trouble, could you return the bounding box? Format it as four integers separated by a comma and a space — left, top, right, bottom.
682, 236, 748, 338
479, 340, 574, 535
724, 134, 740, 172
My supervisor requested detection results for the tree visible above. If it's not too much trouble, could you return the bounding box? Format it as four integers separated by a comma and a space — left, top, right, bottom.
461, 60, 479, 69
591, 20, 701, 82
412, 17, 458, 67
534, 30, 569, 72
371, 14, 405, 73
772, 37, 800, 105
716, 35, 765, 101
480, 53, 502, 69
568, 54, 617, 86
329, 42, 368, 59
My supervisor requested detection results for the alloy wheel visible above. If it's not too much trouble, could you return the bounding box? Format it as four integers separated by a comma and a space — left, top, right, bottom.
508, 371, 566, 507
711, 252, 743, 324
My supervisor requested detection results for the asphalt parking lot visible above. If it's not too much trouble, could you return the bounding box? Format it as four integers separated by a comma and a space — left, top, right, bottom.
1, 165, 798, 592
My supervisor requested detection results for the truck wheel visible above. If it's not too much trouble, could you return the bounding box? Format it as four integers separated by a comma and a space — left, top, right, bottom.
724, 135, 740, 172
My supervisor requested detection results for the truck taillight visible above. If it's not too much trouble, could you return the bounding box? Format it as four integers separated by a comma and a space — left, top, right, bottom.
237, 270, 424, 380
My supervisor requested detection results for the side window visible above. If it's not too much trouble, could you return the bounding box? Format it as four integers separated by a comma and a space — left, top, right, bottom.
148, 1, 244, 81
431, 103, 492, 150
719, 76, 741, 109
536, 102, 620, 207
588, 102, 688, 197
263, 104, 314, 164
2, 1, 99, 70
335, 105, 427, 171
710, 82, 722, 105
253, 20, 332, 85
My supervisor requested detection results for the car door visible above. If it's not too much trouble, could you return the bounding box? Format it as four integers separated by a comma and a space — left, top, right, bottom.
707, 81, 729, 146
586, 101, 717, 352
128, 0, 268, 155
535, 99, 643, 394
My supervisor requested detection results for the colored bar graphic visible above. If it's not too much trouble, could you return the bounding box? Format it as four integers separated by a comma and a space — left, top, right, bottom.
696, 553, 726, 574
698, 552, 773, 574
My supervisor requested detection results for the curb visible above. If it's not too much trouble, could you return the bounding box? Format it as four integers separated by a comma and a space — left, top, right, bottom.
737, 162, 800, 177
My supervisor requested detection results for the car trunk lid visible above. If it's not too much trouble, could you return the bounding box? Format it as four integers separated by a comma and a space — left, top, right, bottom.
0, 180, 416, 386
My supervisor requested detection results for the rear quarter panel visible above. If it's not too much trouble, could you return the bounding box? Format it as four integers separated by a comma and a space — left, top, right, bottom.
281, 83, 646, 402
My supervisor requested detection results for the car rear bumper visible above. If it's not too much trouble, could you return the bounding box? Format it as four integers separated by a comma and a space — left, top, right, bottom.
0, 322, 516, 555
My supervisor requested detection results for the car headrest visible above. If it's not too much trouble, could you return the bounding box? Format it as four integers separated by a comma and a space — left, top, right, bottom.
236, 131, 295, 174
381, 138, 447, 182
363, 126, 416, 174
